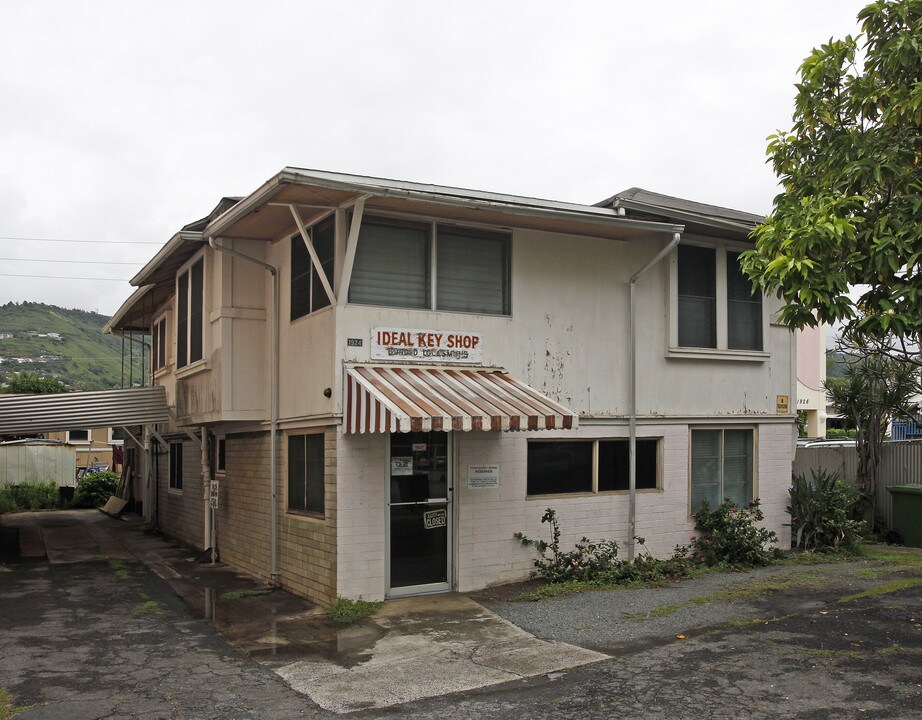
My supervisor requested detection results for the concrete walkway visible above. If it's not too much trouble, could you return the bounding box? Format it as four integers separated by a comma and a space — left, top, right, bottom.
1, 510, 604, 713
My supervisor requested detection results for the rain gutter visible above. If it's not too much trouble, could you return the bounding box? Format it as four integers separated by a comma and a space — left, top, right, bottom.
627, 230, 682, 561
207, 237, 281, 583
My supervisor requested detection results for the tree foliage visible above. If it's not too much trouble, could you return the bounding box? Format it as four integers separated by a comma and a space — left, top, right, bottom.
824, 353, 920, 529
742, 0, 922, 360
1, 371, 67, 394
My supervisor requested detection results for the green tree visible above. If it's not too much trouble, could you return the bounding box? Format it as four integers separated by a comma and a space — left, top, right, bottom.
742, 0, 922, 363
824, 354, 919, 530
1, 371, 67, 394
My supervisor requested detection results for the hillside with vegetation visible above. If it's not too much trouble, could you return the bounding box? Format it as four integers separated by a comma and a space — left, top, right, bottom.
0, 302, 145, 390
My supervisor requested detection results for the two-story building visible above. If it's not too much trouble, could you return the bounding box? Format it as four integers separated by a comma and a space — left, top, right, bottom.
106, 169, 796, 606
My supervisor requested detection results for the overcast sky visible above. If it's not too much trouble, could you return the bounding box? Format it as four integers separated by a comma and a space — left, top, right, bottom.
0, 1, 869, 317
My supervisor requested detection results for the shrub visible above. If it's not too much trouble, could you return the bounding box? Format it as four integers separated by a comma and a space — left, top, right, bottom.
73, 471, 119, 508
515, 509, 692, 585
0, 480, 61, 513
789, 468, 865, 551
689, 499, 781, 568
826, 428, 857, 439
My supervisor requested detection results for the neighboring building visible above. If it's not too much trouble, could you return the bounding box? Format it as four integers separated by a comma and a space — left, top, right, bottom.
44, 427, 123, 472
796, 324, 828, 438
106, 169, 797, 606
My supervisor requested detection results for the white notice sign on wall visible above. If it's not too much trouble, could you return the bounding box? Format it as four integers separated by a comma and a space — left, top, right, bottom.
468, 464, 500, 489
371, 327, 483, 364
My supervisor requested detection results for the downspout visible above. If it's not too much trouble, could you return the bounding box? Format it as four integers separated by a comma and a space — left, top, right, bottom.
628, 231, 681, 561
208, 237, 280, 583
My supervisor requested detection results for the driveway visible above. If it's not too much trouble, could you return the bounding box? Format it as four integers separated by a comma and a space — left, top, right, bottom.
2, 510, 922, 719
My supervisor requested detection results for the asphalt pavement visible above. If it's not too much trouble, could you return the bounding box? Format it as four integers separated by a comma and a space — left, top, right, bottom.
2, 510, 922, 719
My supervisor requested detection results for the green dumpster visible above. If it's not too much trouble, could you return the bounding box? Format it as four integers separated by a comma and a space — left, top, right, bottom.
887, 485, 922, 548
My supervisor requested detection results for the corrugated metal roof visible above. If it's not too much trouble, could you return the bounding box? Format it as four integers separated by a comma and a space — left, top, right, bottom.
0, 386, 170, 435
595, 187, 764, 228
344, 365, 578, 433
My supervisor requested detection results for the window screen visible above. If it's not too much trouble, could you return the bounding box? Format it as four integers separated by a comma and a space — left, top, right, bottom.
176, 269, 189, 368
527, 442, 593, 495
169, 442, 183, 490
690, 429, 753, 513
189, 259, 204, 364
437, 230, 510, 315
727, 251, 762, 351
678, 245, 717, 348
598, 439, 658, 491
288, 433, 325, 514
349, 219, 430, 309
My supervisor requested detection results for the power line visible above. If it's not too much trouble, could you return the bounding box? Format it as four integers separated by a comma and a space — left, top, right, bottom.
0, 257, 144, 266
0, 235, 162, 245
0, 273, 130, 281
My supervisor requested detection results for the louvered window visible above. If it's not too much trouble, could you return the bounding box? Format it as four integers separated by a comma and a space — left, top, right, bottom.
690, 428, 753, 512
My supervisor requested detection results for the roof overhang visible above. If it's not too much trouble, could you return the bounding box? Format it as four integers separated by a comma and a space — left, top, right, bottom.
344, 364, 578, 433
0, 386, 171, 435
205, 168, 684, 243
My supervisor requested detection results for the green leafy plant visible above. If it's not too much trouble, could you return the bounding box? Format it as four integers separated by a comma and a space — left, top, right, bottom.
73, 470, 119, 508
689, 499, 781, 568
328, 597, 383, 627
789, 468, 866, 551
825, 428, 858, 439
0, 480, 62, 513
515, 509, 692, 585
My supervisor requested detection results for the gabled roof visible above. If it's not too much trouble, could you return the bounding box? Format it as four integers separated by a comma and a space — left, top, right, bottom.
595, 187, 764, 239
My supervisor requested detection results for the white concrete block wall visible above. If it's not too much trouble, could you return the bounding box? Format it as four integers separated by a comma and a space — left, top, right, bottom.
336, 430, 388, 600
336, 420, 795, 599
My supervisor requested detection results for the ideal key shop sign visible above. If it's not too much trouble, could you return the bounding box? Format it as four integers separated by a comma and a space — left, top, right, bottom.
371, 327, 483, 364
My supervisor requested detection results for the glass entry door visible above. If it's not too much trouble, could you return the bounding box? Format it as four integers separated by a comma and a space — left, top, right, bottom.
387, 431, 452, 596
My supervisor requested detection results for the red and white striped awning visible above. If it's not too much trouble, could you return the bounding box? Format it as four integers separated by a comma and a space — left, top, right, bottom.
344, 365, 578, 434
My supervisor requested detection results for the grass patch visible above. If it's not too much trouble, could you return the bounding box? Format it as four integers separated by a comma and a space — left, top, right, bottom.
837, 578, 922, 603
108, 558, 132, 581
861, 545, 922, 572
220, 588, 275, 601
133, 600, 165, 618
328, 597, 383, 627
649, 603, 682, 618
800, 647, 866, 660
878, 644, 922, 655
0, 688, 10, 720
0, 481, 63, 514
690, 571, 828, 606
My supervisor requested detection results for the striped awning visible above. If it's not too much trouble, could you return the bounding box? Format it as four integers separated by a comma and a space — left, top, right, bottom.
344, 365, 578, 434
0, 386, 170, 435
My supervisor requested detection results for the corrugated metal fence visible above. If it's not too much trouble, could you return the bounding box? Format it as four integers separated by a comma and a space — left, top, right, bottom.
793, 441, 922, 528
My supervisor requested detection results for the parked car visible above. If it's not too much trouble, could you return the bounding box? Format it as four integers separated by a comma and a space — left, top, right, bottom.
799, 438, 857, 448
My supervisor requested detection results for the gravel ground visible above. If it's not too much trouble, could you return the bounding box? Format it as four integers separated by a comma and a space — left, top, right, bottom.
476, 556, 906, 652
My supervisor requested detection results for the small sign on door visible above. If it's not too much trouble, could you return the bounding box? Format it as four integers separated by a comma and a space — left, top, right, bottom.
423, 509, 447, 530
391, 457, 413, 476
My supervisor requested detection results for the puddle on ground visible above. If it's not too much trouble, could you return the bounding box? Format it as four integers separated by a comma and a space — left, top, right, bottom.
167, 565, 384, 665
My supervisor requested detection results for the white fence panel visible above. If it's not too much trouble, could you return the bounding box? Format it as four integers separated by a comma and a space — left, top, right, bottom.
0, 444, 76, 487
793, 441, 922, 528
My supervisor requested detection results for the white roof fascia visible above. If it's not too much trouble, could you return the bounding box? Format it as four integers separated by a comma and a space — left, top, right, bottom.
103, 285, 155, 335
129, 230, 204, 286
611, 197, 758, 234
204, 168, 684, 238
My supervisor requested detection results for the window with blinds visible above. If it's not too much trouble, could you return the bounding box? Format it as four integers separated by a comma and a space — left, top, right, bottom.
437, 229, 510, 315
690, 428, 753, 512
349, 216, 511, 315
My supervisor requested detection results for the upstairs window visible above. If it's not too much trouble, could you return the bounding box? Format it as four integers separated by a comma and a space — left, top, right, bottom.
152, 315, 167, 372
349, 216, 511, 315
674, 243, 763, 354
177, 257, 204, 369
291, 216, 335, 320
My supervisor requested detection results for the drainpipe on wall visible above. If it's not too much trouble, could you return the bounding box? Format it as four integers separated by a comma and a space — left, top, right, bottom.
628, 231, 682, 561
208, 237, 280, 583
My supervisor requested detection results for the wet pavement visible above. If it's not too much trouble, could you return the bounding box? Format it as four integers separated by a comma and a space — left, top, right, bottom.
0, 510, 604, 713
2, 509, 922, 719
